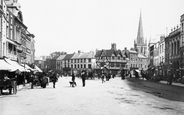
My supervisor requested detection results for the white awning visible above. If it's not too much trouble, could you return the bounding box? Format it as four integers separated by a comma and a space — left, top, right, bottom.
135, 69, 140, 73
34, 65, 43, 73
4, 58, 26, 72
21, 64, 34, 72
0, 59, 17, 71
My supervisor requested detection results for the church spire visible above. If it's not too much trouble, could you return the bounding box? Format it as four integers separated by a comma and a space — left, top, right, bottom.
137, 10, 144, 45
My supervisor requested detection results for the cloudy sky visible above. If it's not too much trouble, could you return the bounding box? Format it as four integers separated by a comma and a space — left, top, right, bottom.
19, 0, 184, 57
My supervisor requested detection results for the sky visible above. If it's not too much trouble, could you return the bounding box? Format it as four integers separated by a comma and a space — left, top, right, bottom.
18, 0, 184, 57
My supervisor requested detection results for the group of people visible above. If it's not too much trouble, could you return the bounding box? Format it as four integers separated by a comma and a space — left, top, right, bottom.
30, 72, 58, 89
71, 70, 86, 87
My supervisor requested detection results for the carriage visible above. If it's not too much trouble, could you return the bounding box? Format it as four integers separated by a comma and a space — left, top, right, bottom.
0, 77, 17, 95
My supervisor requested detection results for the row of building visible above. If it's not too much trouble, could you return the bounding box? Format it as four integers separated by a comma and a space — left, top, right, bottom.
35, 11, 149, 75
0, 0, 35, 66
148, 13, 184, 80
35, 43, 148, 75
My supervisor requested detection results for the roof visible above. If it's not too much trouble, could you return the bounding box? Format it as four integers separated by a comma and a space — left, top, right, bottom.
71, 53, 81, 59
63, 54, 74, 60
56, 54, 66, 61
79, 52, 95, 59
95, 49, 116, 57
138, 53, 147, 59
52, 55, 60, 60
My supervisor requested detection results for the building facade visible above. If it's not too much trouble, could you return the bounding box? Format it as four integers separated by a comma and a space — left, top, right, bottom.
70, 51, 96, 71
180, 14, 184, 76
56, 54, 66, 72
0, 0, 35, 65
166, 27, 180, 79
95, 43, 127, 74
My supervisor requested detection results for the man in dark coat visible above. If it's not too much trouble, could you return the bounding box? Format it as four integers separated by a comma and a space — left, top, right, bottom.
121, 69, 125, 80
81, 70, 86, 87
51, 73, 58, 88
71, 72, 76, 87
40, 73, 48, 88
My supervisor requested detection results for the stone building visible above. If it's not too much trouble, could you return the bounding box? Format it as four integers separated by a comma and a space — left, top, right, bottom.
0, 0, 35, 65
165, 27, 180, 79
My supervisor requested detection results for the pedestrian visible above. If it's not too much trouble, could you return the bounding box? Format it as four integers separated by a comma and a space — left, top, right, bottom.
71, 71, 76, 87
168, 70, 173, 85
101, 72, 105, 83
81, 70, 86, 87
40, 72, 48, 88
30, 74, 35, 89
51, 73, 58, 88
121, 69, 125, 80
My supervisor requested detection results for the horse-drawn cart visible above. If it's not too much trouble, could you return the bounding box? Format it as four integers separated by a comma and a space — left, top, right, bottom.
0, 78, 17, 95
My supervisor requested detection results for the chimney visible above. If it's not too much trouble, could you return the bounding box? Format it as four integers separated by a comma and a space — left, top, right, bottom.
111, 43, 117, 50
78, 50, 81, 54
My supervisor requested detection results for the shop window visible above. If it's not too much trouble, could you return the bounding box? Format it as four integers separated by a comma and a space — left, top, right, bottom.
88, 64, 91, 69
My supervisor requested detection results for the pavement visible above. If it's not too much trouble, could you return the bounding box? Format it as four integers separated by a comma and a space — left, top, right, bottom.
1, 76, 184, 115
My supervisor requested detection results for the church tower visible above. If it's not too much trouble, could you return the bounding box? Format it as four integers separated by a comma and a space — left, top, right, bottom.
134, 11, 147, 56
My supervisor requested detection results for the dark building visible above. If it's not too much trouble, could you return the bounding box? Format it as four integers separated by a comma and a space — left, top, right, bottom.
95, 43, 128, 74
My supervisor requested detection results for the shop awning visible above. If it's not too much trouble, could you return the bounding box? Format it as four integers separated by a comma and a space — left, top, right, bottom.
21, 64, 34, 72
34, 65, 43, 73
4, 58, 26, 72
0, 59, 17, 71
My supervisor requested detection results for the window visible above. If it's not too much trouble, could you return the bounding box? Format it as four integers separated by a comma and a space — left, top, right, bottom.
6, 25, 9, 38
81, 64, 83, 68
117, 63, 119, 67
112, 56, 115, 60
84, 64, 86, 68
10, 26, 13, 40
88, 59, 91, 62
71, 65, 73, 68
118, 56, 120, 60
111, 63, 114, 67
88, 64, 91, 68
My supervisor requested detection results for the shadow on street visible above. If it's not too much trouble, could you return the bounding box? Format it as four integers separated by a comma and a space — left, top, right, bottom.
126, 78, 184, 102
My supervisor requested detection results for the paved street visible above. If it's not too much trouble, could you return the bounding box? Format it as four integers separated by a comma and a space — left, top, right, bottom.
1, 77, 184, 115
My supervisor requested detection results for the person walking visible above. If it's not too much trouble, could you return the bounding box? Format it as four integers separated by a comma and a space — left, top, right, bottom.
71, 71, 76, 87
81, 70, 86, 87
101, 72, 105, 83
51, 72, 58, 88
30, 74, 35, 89
40, 72, 48, 88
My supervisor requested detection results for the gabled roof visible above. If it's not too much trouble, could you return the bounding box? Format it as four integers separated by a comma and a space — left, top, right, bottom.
63, 54, 74, 60
95, 50, 103, 57
71, 53, 81, 59
56, 54, 66, 61
79, 52, 95, 59
95, 49, 116, 57
52, 55, 60, 60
